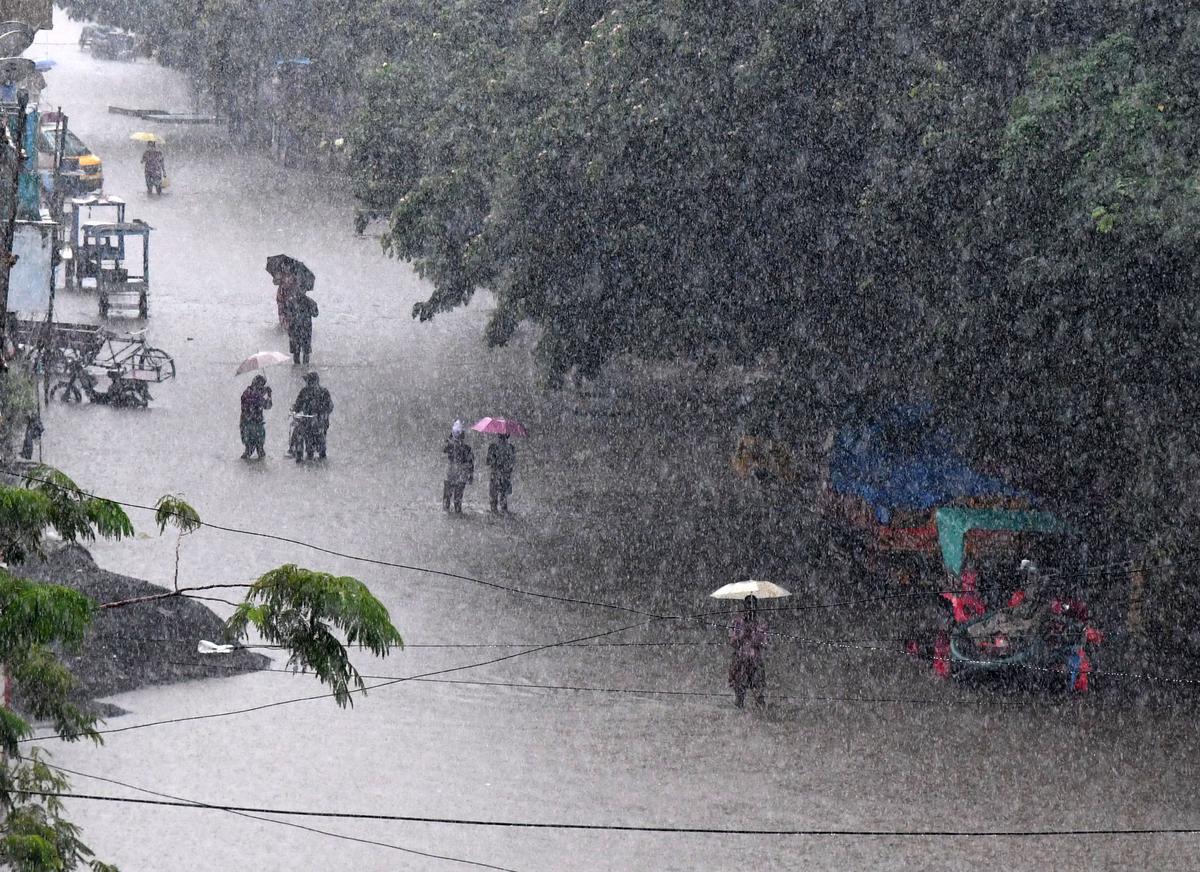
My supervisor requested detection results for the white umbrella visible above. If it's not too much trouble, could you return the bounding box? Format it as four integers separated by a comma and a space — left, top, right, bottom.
710, 579, 791, 600
235, 350, 291, 375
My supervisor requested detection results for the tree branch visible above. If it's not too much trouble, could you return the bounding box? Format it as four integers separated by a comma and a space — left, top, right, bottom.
98, 583, 250, 610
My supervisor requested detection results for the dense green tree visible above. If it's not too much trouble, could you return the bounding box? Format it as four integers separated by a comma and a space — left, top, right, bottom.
56, 0, 1200, 605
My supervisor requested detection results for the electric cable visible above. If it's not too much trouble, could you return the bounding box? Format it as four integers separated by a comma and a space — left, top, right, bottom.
22, 616, 665, 744
175, 661, 1035, 709
11, 468, 664, 619
19, 786, 1200, 838
11, 468, 1086, 623
39, 762, 519, 872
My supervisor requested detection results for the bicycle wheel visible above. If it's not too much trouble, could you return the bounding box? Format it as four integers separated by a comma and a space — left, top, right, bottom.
50, 379, 82, 403
137, 347, 175, 380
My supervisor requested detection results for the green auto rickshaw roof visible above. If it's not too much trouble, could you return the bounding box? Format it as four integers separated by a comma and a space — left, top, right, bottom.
935, 506, 1067, 577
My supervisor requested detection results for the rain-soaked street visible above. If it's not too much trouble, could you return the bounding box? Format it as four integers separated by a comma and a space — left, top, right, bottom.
19, 11, 1200, 872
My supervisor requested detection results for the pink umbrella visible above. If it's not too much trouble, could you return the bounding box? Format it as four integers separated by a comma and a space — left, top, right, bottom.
471, 417, 528, 437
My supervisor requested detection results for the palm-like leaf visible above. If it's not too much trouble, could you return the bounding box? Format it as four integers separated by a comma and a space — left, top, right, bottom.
18, 467, 132, 554
153, 495, 201, 536
226, 565, 403, 707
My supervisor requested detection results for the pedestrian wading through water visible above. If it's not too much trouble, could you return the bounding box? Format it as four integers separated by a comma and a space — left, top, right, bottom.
442, 419, 474, 513
289, 371, 333, 462
729, 595, 768, 709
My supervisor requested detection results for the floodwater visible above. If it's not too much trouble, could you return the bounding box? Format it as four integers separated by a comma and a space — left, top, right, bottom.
20, 10, 1200, 871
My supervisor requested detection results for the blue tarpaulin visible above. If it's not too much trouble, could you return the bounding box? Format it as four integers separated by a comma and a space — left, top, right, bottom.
828, 406, 1023, 523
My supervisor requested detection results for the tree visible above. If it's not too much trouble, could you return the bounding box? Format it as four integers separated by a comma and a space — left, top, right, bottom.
0, 471, 403, 870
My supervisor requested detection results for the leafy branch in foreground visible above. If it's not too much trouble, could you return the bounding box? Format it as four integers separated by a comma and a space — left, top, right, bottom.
0, 466, 135, 870
0, 749, 116, 872
226, 565, 404, 707
154, 494, 202, 591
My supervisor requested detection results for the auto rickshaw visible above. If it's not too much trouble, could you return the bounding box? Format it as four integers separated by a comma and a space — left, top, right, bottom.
930, 507, 1101, 690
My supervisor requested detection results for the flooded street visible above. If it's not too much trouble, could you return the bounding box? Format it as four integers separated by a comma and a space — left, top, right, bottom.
20, 12, 1200, 871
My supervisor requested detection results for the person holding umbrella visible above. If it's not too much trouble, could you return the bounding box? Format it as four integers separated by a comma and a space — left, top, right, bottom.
265, 255, 316, 337
728, 596, 768, 709
283, 283, 319, 365
239, 374, 272, 459
442, 420, 474, 513
273, 269, 297, 331
486, 434, 516, 512
711, 579, 789, 709
141, 140, 165, 195
473, 417, 527, 513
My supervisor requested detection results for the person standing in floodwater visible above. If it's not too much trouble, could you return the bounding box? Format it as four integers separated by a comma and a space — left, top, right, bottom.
284, 287, 319, 365
728, 595, 768, 708
442, 420, 474, 513
141, 141, 165, 195
486, 433, 516, 512
239, 374, 272, 460
273, 269, 297, 331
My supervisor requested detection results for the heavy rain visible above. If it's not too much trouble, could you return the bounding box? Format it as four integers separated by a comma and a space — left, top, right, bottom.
0, 2, 1190, 870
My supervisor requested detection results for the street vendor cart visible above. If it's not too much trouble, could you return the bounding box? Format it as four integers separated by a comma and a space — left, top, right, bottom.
77, 220, 152, 318
63, 195, 126, 290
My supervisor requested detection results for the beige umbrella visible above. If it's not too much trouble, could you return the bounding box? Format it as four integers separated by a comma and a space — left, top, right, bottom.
235, 350, 290, 375
710, 579, 791, 600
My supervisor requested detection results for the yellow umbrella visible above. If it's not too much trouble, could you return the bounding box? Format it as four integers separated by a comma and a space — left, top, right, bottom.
130, 132, 164, 144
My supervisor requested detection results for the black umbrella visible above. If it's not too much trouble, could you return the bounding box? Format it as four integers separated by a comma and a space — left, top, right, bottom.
265, 254, 315, 291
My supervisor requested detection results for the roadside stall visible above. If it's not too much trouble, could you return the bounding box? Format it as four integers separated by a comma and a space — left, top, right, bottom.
77, 220, 152, 318
63, 195, 125, 290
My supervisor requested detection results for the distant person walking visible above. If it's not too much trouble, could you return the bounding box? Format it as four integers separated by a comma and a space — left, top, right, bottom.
239, 375, 272, 460
273, 269, 297, 331
728, 595, 768, 709
290, 371, 332, 461
442, 420, 474, 513
141, 141, 165, 195
284, 288, 319, 365
485, 433, 516, 513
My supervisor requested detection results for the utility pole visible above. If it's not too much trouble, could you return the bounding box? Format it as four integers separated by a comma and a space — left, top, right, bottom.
0, 89, 27, 356
0, 18, 38, 367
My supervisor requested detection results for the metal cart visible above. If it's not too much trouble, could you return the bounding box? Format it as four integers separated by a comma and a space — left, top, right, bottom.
77, 220, 153, 318
63, 195, 126, 291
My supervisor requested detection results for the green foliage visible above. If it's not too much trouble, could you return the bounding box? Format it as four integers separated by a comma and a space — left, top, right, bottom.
153, 494, 200, 536
0, 750, 117, 872
0, 464, 405, 868
0, 370, 37, 460
18, 468, 132, 559
226, 565, 403, 707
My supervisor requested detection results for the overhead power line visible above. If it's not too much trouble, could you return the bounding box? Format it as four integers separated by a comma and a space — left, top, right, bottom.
41, 763, 519, 872
24, 617, 664, 744
10, 469, 992, 621
179, 661, 1033, 709
22, 789, 1200, 838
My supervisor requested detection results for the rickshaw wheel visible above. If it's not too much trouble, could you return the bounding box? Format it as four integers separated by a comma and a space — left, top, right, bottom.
138, 347, 174, 379
50, 381, 82, 403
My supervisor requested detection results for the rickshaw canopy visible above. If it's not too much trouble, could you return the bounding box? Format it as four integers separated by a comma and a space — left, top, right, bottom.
936, 506, 1067, 577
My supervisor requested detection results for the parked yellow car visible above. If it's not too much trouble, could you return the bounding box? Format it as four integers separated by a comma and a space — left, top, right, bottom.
37, 124, 103, 193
